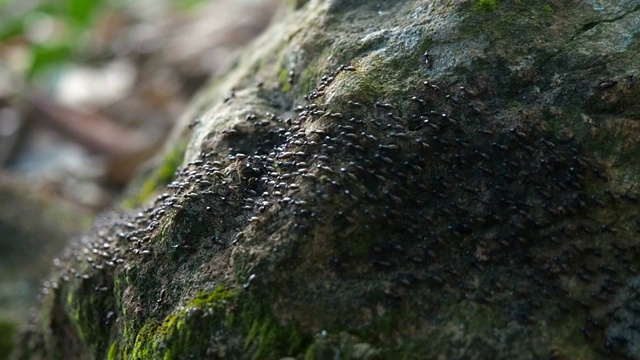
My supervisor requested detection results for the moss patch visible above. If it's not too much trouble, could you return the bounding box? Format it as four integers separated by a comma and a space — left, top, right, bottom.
124, 139, 188, 208
107, 342, 118, 360
299, 66, 317, 96
131, 321, 161, 359
0, 319, 17, 359
244, 313, 308, 360
121, 286, 311, 359
279, 68, 292, 93
475, 0, 499, 12
64, 275, 115, 359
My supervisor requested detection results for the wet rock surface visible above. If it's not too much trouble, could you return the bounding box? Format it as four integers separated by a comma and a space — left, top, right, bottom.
12, 0, 640, 359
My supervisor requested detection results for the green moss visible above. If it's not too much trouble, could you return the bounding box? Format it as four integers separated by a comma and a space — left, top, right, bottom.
475, 0, 499, 11
542, 3, 553, 15
244, 315, 307, 360
64, 277, 115, 359
131, 321, 160, 359
347, 72, 386, 106
124, 139, 188, 208
123, 285, 311, 359
279, 68, 292, 93
113, 267, 142, 360
108, 342, 118, 360
304, 344, 316, 360
0, 318, 17, 359
299, 66, 317, 96
236, 287, 310, 359
188, 286, 235, 308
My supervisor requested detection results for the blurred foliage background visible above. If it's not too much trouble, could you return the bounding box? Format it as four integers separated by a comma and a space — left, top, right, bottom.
0, 0, 206, 77
0, 0, 281, 358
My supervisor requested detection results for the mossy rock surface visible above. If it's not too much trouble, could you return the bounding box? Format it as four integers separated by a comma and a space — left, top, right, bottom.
12, 0, 640, 359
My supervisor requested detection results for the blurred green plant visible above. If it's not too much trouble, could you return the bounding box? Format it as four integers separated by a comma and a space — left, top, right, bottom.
0, 0, 108, 77
0, 0, 207, 79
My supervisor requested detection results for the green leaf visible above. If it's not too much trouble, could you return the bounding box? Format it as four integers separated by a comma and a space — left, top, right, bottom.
29, 44, 72, 76
176, 0, 207, 12
66, 0, 103, 26
0, 17, 25, 41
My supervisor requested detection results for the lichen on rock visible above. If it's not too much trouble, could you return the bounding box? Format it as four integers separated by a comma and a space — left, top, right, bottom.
12, 0, 640, 359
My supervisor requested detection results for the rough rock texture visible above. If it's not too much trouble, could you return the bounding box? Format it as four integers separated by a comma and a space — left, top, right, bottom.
12, 0, 640, 359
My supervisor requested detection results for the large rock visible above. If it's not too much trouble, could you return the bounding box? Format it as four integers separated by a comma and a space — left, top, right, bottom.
13, 0, 640, 358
